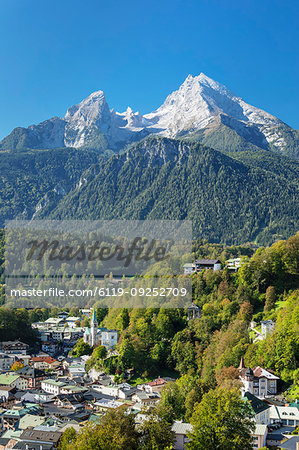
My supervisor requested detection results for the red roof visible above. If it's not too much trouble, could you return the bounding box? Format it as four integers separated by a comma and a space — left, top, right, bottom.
240, 366, 279, 379
31, 356, 57, 364
146, 377, 168, 387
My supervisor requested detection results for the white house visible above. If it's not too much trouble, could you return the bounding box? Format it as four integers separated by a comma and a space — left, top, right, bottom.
80, 309, 92, 317
261, 320, 275, 337
41, 379, 66, 395
239, 359, 280, 398
0, 373, 28, 390
270, 406, 299, 427
66, 317, 81, 328
41, 341, 59, 356
68, 361, 86, 378
194, 259, 221, 272
0, 341, 29, 355
183, 263, 195, 275
243, 391, 271, 425
101, 329, 119, 349
225, 258, 244, 271
43, 317, 65, 328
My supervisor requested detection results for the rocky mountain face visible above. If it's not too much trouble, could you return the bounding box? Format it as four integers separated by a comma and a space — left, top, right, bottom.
1, 74, 298, 159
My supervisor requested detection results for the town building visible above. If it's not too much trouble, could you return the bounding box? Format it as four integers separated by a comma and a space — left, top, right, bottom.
252, 424, 268, 449
0, 353, 16, 372
41, 379, 66, 395
261, 320, 275, 337
66, 317, 81, 328
225, 257, 244, 271
187, 302, 201, 320
138, 376, 175, 394
183, 263, 195, 275
243, 391, 271, 425
83, 309, 119, 349
269, 405, 299, 427
0, 373, 28, 390
194, 259, 221, 272
30, 356, 59, 370
41, 341, 59, 356
239, 358, 280, 398
171, 421, 192, 450
0, 341, 29, 355
16, 366, 45, 389
19, 428, 62, 448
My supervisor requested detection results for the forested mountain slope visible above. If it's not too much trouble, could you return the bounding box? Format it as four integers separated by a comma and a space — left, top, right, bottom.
43, 137, 299, 245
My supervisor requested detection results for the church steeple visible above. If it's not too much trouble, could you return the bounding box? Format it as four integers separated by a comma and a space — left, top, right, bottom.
238, 356, 245, 371
91, 308, 98, 326
90, 308, 98, 347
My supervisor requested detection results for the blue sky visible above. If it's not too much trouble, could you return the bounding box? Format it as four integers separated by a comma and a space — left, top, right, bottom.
0, 0, 298, 139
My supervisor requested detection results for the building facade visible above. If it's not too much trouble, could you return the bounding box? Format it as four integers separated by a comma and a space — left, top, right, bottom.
83, 309, 119, 349
239, 359, 279, 398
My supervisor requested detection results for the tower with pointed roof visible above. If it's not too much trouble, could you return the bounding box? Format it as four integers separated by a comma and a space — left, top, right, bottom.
238, 356, 245, 371
90, 308, 98, 347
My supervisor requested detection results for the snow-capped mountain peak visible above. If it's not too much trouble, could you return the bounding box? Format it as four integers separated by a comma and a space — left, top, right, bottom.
144, 73, 282, 138
64, 90, 111, 148
0, 73, 292, 155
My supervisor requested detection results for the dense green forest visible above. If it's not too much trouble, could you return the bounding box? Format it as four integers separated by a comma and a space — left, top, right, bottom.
0, 147, 100, 224
46, 137, 299, 245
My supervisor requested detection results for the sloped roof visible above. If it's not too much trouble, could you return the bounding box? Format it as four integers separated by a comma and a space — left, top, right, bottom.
253, 366, 280, 380
195, 259, 221, 264
240, 366, 280, 380
243, 392, 270, 414
0, 373, 19, 385
279, 436, 299, 450
171, 421, 193, 435
17, 366, 45, 378
254, 424, 267, 436
18, 414, 45, 430
31, 356, 56, 364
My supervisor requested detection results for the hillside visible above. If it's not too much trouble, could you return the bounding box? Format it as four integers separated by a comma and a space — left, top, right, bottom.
41, 137, 299, 245
0, 147, 100, 224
